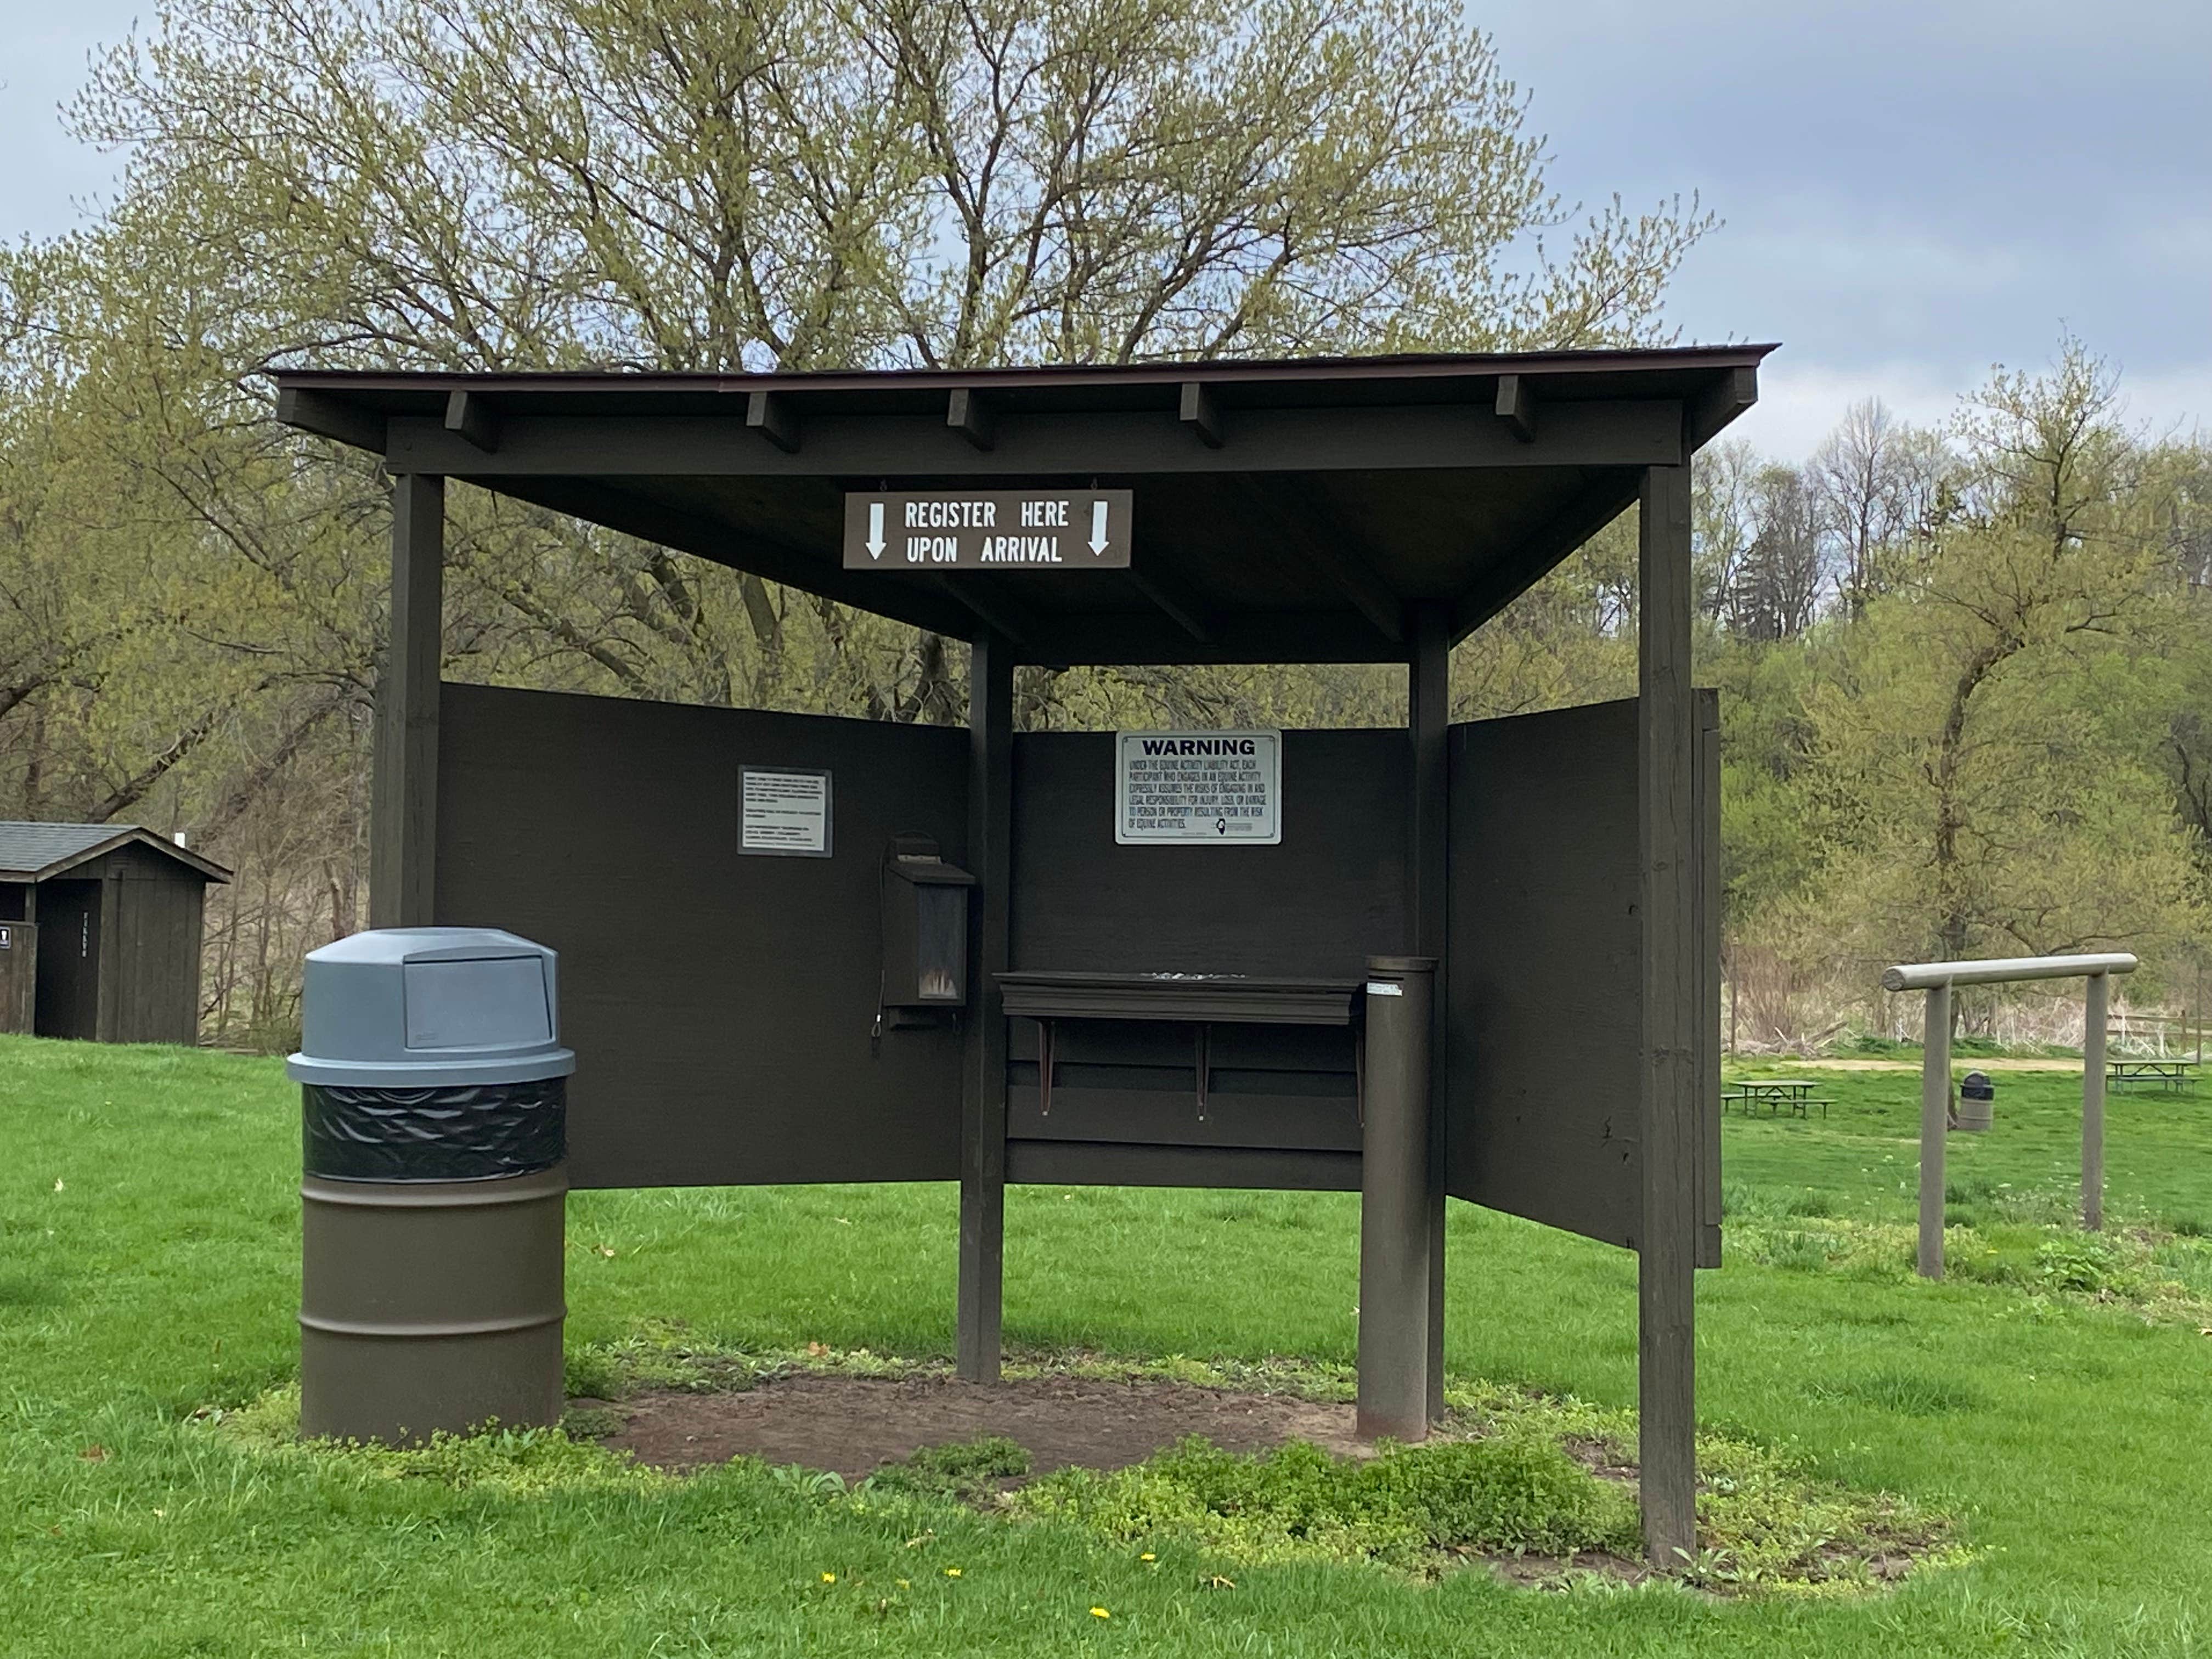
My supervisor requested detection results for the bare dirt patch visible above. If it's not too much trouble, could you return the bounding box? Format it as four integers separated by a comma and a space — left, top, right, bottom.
584, 1372, 1362, 1479
1483, 1548, 1655, 1589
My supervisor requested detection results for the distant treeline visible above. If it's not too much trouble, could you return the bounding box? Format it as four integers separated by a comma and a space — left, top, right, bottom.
1, 0, 2203, 1047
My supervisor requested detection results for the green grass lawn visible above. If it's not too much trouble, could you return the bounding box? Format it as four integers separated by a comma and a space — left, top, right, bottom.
5, 1034, 2211, 1656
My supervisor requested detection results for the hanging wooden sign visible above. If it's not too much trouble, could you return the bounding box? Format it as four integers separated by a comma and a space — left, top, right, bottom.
843, 490, 1132, 570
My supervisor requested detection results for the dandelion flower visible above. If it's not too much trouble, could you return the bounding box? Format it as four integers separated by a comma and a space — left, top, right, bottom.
1090, 1607, 1111, 1619
896, 1579, 910, 1589
820, 1572, 836, 1584
944, 1567, 962, 1578
1138, 1553, 1156, 1563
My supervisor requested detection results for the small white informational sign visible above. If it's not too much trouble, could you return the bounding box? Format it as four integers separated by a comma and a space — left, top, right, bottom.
740, 766, 833, 857
1114, 730, 1282, 845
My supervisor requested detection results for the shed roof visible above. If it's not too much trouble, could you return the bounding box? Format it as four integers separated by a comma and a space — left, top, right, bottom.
274, 345, 1775, 667
0, 822, 232, 883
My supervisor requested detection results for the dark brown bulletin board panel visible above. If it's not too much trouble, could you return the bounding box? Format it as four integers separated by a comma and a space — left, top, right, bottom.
437, 684, 970, 1189
1009, 730, 1409, 978
1443, 696, 1720, 1254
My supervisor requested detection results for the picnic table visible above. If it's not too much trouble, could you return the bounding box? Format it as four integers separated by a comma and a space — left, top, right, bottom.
1724, 1077, 1829, 1118
2107, 1058, 2199, 1093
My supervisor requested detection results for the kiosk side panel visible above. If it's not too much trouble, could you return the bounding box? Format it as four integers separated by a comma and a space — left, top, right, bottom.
1695, 690, 1723, 1267
437, 683, 969, 1188
1444, 698, 1643, 1246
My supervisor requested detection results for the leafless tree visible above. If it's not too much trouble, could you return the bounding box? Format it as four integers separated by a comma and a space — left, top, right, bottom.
1809, 398, 1948, 617
1691, 438, 1759, 622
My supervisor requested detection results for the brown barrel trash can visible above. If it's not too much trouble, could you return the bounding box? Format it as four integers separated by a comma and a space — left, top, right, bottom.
300, 1164, 568, 1444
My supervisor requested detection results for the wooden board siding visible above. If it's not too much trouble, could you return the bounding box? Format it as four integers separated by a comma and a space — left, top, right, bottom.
1009, 729, 1409, 979
1444, 698, 1645, 1247
105, 850, 207, 1044
436, 682, 972, 1191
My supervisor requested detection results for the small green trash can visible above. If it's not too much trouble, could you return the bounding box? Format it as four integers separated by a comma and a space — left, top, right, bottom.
1954, 1069, 1994, 1132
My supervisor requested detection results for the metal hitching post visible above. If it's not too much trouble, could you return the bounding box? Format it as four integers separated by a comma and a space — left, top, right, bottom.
2083, 970, 2108, 1231
1357, 955, 1434, 1443
1919, 979, 1951, 1280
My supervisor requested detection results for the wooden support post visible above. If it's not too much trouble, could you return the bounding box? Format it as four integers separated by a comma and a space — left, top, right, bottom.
957, 631, 1014, 1381
1407, 600, 1451, 1423
1918, 981, 1952, 1278
2083, 971, 2108, 1231
370, 472, 444, 929
1637, 462, 1698, 1565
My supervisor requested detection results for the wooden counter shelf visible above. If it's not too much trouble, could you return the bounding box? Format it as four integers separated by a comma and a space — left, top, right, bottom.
996, 970, 1363, 1026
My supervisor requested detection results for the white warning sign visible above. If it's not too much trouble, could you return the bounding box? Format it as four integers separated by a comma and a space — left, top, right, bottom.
1114, 730, 1282, 845
740, 766, 833, 857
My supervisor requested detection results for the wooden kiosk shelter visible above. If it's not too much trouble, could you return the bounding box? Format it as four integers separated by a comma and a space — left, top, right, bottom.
276, 345, 1767, 1557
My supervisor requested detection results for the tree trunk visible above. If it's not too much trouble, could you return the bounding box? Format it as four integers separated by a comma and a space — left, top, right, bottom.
1930, 639, 2012, 969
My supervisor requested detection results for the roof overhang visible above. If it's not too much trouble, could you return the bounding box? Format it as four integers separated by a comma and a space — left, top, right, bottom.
0, 826, 232, 883
274, 346, 1774, 666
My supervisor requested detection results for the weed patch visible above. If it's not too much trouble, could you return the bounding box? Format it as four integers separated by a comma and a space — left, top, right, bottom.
1447, 1384, 1959, 1594
1011, 1432, 1639, 1573
871, 1435, 1032, 1501
194, 1384, 672, 1498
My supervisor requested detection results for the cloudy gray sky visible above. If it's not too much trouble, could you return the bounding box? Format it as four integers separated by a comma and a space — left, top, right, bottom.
3, 1, 2204, 457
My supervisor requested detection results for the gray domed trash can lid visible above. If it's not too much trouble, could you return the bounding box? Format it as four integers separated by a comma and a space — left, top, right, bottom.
287, 927, 577, 1183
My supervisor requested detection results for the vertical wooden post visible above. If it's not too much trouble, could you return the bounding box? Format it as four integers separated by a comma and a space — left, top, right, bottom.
2082, 971, 2108, 1232
1918, 981, 1952, 1278
1406, 600, 1451, 1423
957, 631, 1014, 1382
370, 472, 445, 930
1637, 461, 1698, 1564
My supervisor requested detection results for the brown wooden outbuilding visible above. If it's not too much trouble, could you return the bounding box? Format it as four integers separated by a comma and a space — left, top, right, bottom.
0, 823, 230, 1043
